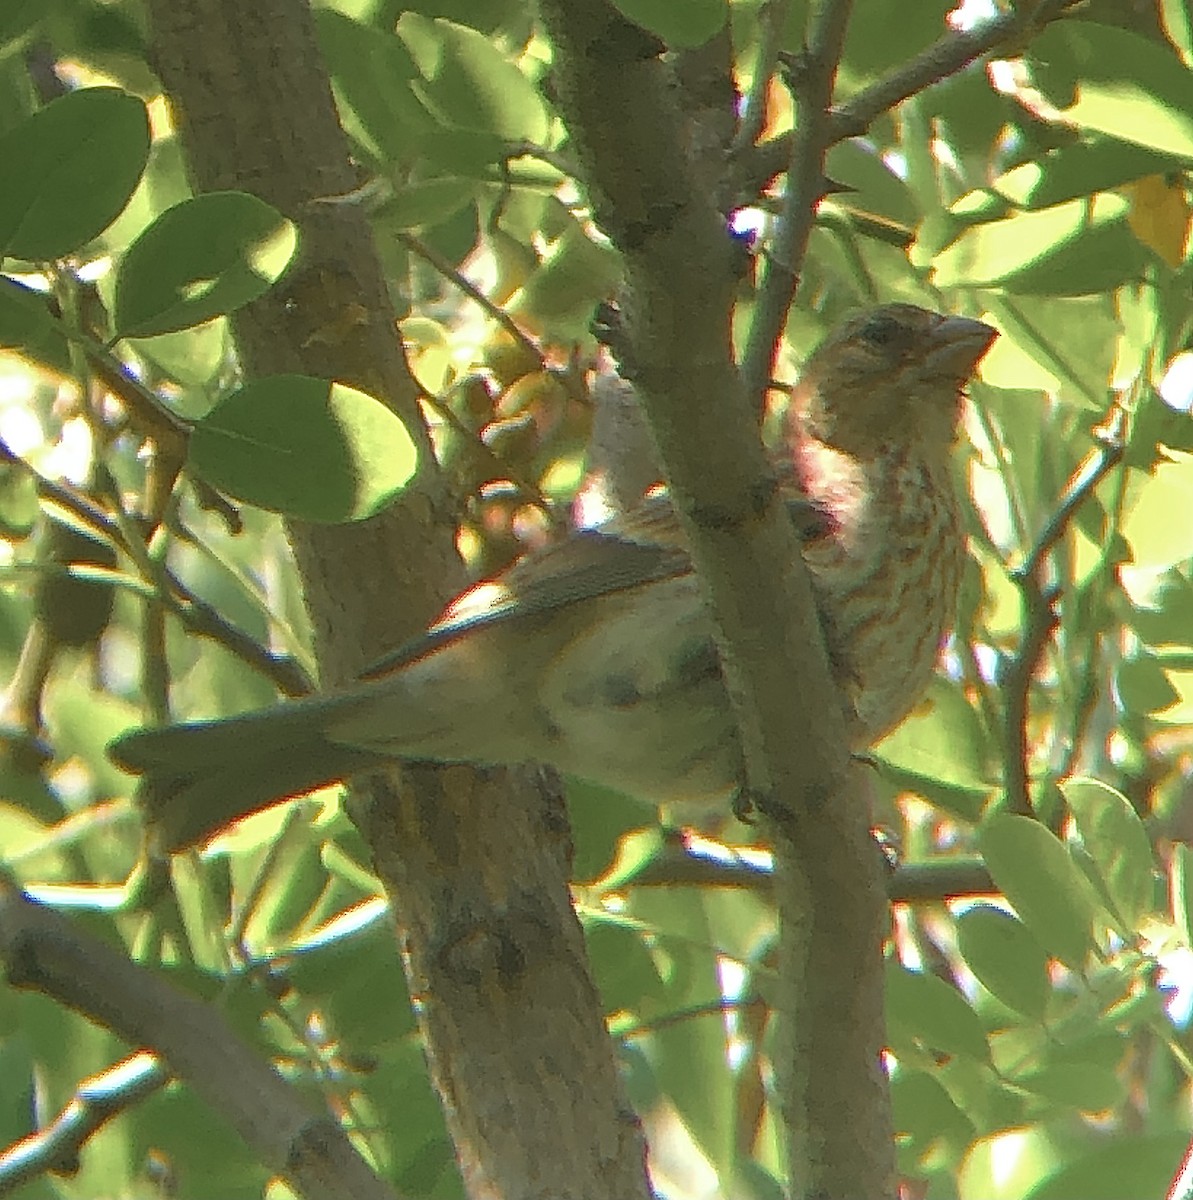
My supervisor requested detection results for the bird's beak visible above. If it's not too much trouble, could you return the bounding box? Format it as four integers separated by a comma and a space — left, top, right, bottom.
923, 315, 998, 380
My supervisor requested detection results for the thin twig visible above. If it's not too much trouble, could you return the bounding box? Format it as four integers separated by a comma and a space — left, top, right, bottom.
740, 0, 855, 411
1002, 411, 1127, 815
0, 1054, 166, 1193
0, 443, 313, 697
730, 0, 794, 157
396, 230, 544, 368
736, 0, 1082, 204
0, 885, 401, 1200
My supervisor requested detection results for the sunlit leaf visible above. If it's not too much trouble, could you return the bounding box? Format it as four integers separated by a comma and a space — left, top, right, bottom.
188, 375, 418, 522
1022, 22, 1193, 159
113, 192, 297, 338
0, 87, 149, 260
1062, 777, 1157, 928
956, 906, 1049, 1022
977, 815, 1100, 970
397, 14, 549, 143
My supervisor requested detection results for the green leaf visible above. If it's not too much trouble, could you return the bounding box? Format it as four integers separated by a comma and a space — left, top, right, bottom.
1161, 0, 1193, 65
0, 0, 43, 53
188, 375, 418, 523
1115, 653, 1180, 717
956, 906, 1049, 1022
873, 678, 993, 823
1015, 1062, 1126, 1111
979, 294, 1118, 412
113, 192, 297, 339
885, 960, 990, 1063
631, 887, 735, 1173
609, 0, 726, 48
0, 87, 149, 260
585, 915, 666, 1013
0, 276, 71, 374
977, 815, 1100, 970
890, 1070, 974, 1163
1023, 22, 1193, 160
958, 1126, 1064, 1200
836, 0, 955, 85
378, 176, 480, 230
1025, 1133, 1190, 1200
396, 14, 549, 144
1062, 777, 1156, 928
1122, 458, 1193, 569
508, 219, 622, 340
931, 193, 1147, 295
990, 138, 1173, 211
0, 463, 37, 539
314, 10, 433, 166
132, 322, 230, 390
824, 139, 919, 228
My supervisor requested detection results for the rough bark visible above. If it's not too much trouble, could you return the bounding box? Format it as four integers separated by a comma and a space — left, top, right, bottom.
147, 1, 650, 1194
535, 1, 895, 1194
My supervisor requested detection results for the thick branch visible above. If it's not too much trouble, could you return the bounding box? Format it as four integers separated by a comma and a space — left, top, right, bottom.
538, 0, 849, 822
537, 3, 891, 1197
147, 1, 648, 1195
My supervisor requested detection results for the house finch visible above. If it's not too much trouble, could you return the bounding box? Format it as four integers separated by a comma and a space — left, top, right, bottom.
110, 304, 995, 850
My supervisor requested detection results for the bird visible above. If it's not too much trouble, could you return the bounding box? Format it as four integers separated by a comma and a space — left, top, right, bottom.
109, 304, 996, 851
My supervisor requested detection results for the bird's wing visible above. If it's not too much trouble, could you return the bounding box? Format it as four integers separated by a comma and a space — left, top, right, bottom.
359, 489, 827, 682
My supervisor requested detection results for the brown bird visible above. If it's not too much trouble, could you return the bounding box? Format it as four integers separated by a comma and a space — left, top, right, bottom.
109, 304, 996, 850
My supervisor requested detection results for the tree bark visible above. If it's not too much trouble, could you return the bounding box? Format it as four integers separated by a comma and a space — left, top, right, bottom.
535, 1, 895, 1195
146, 1, 650, 1194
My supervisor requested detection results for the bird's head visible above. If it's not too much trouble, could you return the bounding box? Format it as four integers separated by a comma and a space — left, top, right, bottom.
791, 304, 997, 457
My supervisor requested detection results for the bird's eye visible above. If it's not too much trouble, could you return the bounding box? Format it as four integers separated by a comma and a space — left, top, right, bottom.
859, 314, 905, 348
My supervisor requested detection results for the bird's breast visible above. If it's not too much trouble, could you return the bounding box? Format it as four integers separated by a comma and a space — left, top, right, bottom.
803, 450, 965, 745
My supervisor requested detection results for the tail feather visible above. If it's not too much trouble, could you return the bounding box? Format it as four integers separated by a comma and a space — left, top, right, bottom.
110, 701, 389, 851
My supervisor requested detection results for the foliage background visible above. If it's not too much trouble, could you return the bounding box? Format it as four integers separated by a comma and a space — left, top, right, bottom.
2, 0, 1193, 1197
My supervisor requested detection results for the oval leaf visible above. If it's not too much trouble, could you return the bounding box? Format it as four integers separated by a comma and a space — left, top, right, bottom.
1062, 777, 1156, 928
397, 14, 549, 143
188, 375, 418, 522
0, 277, 71, 374
0, 87, 149, 261
314, 10, 431, 165
113, 192, 297, 339
1014, 1062, 1126, 1112
956, 905, 1049, 1021
1024, 22, 1193, 160
932, 193, 1145, 295
1115, 653, 1180, 717
885, 960, 990, 1063
977, 814, 1099, 970
991, 139, 1173, 211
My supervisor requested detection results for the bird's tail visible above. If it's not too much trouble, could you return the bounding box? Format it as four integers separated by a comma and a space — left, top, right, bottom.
109, 697, 390, 852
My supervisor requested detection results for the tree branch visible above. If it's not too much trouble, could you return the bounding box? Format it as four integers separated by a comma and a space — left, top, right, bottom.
1003, 409, 1126, 815
735, 0, 1082, 205
536, 3, 895, 1196
147, 0, 650, 1193
740, 0, 854, 411
0, 886, 400, 1200
0, 1054, 166, 1194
